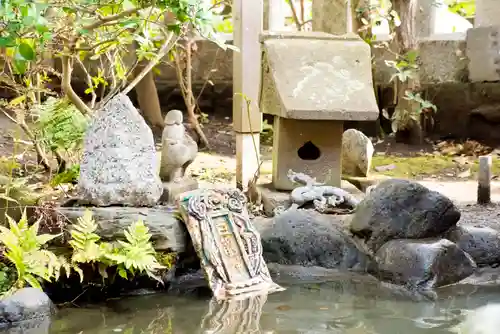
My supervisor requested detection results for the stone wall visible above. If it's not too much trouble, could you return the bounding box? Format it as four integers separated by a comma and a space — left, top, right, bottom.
71, 37, 500, 143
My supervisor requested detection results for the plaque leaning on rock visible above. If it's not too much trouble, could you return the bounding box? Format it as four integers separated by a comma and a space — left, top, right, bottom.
178, 188, 284, 300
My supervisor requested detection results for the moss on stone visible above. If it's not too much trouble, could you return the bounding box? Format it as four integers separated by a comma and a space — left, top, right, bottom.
371, 155, 500, 179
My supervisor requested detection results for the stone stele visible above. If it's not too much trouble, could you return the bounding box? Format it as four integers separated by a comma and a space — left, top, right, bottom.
178, 188, 284, 300
259, 31, 379, 191
78, 94, 163, 207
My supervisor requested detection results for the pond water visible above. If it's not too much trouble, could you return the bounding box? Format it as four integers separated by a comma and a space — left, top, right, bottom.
49, 274, 500, 334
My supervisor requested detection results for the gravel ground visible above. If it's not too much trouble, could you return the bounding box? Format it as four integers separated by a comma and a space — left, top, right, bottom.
417, 180, 500, 230
458, 203, 500, 229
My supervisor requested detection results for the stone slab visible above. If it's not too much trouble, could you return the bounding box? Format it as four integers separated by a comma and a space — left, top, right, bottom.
259, 183, 292, 216
419, 40, 468, 83
260, 31, 379, 121
466, 26, 500, 82
160, 179, 198, 204
56, 206, 186, 252
178, 188, 284, 300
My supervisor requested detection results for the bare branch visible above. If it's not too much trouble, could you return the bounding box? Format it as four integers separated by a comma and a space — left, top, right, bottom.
61, 54, 93, 115
75, 56, 97, 109
82, 8, 140, 32
121, 31, 176, 95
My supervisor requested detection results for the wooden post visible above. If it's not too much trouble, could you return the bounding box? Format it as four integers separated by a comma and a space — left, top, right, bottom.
233, 0, 263, 190
477, 155, 492, 205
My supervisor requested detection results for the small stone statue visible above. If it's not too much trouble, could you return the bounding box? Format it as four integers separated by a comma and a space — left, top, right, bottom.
160, 109, 198, 182
285, 169, 360, 214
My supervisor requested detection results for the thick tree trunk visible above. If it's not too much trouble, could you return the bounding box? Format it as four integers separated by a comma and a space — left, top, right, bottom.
392, 0, 422, 144
393, 0, 418, 52
133, 64, 164, 131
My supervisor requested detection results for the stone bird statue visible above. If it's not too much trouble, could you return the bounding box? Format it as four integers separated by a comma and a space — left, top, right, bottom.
159, 109, 198, 182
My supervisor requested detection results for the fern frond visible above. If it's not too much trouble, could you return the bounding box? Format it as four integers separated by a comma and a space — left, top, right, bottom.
107, 220, 165, 279
69, 209, 103, 264
0, 210, 67, 291
33, 97, 88, 152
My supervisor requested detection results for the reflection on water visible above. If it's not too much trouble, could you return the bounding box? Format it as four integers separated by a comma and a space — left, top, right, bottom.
201, 293, 267, 333
49, 281, 500, 334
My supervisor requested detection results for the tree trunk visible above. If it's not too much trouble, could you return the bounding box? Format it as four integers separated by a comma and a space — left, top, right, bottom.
133, 64, 164, 132
392, 0, 422, 144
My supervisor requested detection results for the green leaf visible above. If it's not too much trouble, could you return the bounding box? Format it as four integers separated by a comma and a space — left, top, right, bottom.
42, 32, 52, 41
35, 24, 48, 34
118, 268, 128, 279
18, 43, 35, 61
24, 274, 42, 290
22, 16, 35, 26
62, 7, 76, 14
36, 233, 62, 246
73, 266, 84, 282
13, 59, 27, 74
0, 37, 16, 48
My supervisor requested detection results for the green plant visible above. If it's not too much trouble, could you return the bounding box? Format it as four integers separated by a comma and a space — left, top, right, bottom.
158, 252, 177, 269
214, 18, 233, 33
34, 97, 88, 156
260, 119, 274, 145
106, 220, 165, 282
0, 157, 21, 176
0, 210, 72, 294
382, 93, 435, 132
0, 0, 234, 171
382, 51, 437, 132
50, 164, 80, 187
0, 264, 17, 294
0, 175, 39, 206
446, 0, 475, 18
385, 51, 419, 84
358, 3, 438, 136
69, 210, 165, 283
68, 209, 106, 265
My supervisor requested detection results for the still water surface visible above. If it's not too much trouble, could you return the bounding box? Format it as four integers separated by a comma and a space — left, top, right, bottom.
49, 274, 500, 334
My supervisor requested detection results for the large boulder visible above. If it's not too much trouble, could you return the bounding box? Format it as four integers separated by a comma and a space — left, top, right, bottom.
369, 239, 476, 291
444, 225, 500, 266
350, 179, 460, 252
0, 288, 54, 333
255, 209, 370, 271
78, 94, 163, 206
341, 128, 374, 177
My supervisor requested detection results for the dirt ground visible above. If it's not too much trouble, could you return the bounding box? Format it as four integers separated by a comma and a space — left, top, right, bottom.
2, 111, 500, 188
187, 114, 500, 184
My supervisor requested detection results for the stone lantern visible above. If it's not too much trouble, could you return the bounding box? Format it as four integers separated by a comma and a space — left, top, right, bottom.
259, 31, 379, 190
